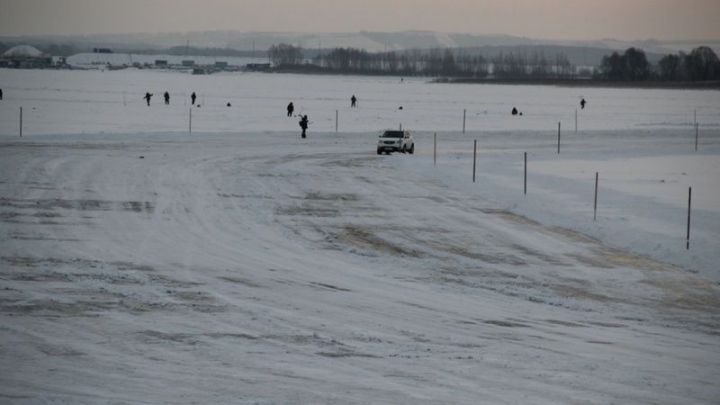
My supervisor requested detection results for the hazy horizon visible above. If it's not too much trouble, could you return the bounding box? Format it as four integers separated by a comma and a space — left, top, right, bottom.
1, 0, 719, 42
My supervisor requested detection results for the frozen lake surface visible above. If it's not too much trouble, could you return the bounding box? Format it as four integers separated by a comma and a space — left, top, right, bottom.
1, 68, 719, 135
0, 69, 719, 404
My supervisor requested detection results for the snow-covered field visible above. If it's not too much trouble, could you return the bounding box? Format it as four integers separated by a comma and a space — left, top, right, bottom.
1, 69, 719, 135
1, 69, 719, 404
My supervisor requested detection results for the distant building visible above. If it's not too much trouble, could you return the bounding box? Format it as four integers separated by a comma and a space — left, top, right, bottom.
1, 45, 53, 68
246, 63, 271, 71
155, 60, 168, 67
52, 56, 68, 67
93, 48, 114, 54
181, 60, 195, 67
214, 61, 228, 68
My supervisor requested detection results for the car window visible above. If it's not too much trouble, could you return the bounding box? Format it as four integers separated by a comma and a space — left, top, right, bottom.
382, 131, 404, 138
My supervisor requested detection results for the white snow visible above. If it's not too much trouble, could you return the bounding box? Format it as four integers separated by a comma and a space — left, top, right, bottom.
1, 69, 718, 136
1, 68, 719, 404
2, 45, 44, 58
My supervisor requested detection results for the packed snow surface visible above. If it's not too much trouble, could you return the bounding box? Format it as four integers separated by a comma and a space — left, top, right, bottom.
0, 69, 719, 404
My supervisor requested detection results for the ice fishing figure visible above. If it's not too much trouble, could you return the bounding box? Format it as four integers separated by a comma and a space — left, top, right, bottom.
144, 92, 153, 106
299, 115, 309, 139
191, 92, 197, 106
351, 95, 357, 108
511, 107, 518, 116
580, 98, 587, 109
0, 88, 3, 100
164, 91, 170, 105
287, 102, 294, 117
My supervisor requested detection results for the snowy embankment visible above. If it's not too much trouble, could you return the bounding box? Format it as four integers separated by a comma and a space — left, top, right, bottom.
1, 129, 719, 404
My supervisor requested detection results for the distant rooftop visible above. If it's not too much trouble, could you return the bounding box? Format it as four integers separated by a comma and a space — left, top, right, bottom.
3, 44, 44, 58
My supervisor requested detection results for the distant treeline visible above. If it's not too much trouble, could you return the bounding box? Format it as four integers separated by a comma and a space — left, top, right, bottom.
3, 39, 718, 83
133, 46, 265, 58
599, 46, 720, 81
269, 43, 575, 78
268, 43, 720, 83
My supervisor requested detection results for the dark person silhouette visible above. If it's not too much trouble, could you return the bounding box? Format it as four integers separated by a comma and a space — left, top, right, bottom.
299, 115, 309, 139
287, 102, 294, 117
580, 98, 587, 109
191, 92, 197, 105
144, 92, 153, 106
511, 107, 518, 116
351, 95, 357, 108
0, 88, 3, 100
164, 91, 170, 105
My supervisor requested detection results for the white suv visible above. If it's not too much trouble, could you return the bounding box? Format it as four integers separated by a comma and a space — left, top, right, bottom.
377, 130, 415, 155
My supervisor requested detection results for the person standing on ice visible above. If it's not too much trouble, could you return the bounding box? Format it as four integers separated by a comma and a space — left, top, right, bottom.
511, 107, 518, 116
191, 92, 197, 105
0, 88, 3, 100
164, 91, 170, 105
351, 94, 357, 108
287, 102, 294, 117
144, 92, 153, 106
299, 115, 309, 139
580, 98, 587, 109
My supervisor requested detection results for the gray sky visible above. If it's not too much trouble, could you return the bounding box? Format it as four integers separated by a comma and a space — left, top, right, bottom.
1, 0, 719, 40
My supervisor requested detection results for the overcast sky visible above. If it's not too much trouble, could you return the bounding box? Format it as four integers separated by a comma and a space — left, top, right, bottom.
1, 0, 719, 40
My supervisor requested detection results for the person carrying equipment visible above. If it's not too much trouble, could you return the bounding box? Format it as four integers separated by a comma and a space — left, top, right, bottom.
299, 115, 309, 139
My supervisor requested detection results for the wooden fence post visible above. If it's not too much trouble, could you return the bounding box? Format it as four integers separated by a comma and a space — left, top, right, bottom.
524, 152, 527, 195
462, 109, 466, 134
472, 139, 477, 183
19, 107, 23, 138
687, 187, 692, 250
594, 172, 599, 221
433, 132, 437, 166
557, 121, 561, 154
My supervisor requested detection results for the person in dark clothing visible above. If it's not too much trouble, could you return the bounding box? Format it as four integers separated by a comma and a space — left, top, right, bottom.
144, 92, 153, 106
191, 92, 197, 105
580, 98, 587, 109
287, 102, 294, 117
0, 88, 3, 100
351, 95, 357, 108
164, 91, 170, 105
299, 115, 309, 139
511, 107, 518, 116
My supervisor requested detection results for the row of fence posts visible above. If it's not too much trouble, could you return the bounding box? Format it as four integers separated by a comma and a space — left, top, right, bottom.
433, 130, 695, 249
13, 107, 706, 139
13, 106, 353, 136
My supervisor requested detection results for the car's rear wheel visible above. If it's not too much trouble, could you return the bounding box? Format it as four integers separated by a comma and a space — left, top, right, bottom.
409, 144, 415, 154
377, 149, 382, 155
401, 145, 406, 153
